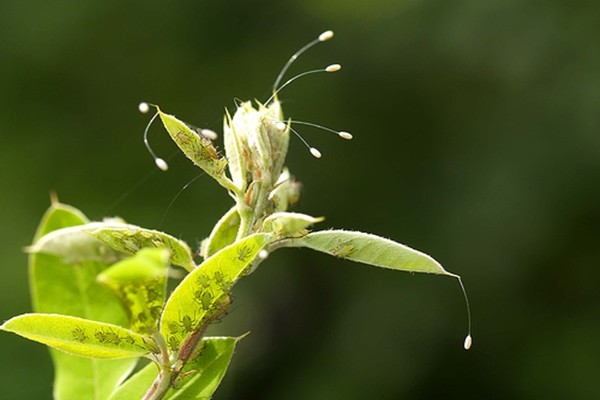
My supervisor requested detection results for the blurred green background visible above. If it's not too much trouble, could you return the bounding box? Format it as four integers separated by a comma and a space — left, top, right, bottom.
1, 0, 599, 399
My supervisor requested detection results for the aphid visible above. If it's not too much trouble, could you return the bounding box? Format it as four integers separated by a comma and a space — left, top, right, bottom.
104, 329, 122, 345
145, 286, 162, 303
209, 294, 233, 324
94, 330, 108, 343
121, 334, 136, 345
195, 273, 211, 288
193, 288, 214, 312
213, 271, 227, 288
236, 245, 253, 262
136, 312, 148, 324
332, 240, 355, 258
177, 311, 198, 333
167, 321, 181, 335
167, 334, 180, 351
71, 327, 87, 343
149, 305, 163, 320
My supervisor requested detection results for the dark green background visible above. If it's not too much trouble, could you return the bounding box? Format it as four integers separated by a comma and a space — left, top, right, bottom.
1, 1, 599, 399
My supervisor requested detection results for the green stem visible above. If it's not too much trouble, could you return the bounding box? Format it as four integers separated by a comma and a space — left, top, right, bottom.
235, 199, 254, 240
143, 369, 173, 400
142, 333, 173, 400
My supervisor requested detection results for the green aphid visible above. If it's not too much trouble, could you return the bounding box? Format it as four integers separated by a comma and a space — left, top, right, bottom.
167, 334, 180, 351
195, 273, 211, 288
149, 305, 163, 320
193, 289, 214, 311
167, 321, 180, 335
236, 245, 253, 262
332, 240, 355, 258
213, 271, 227, 288
71, 327, 87, 343
178, 313, 197, 333
94, 330, 108, 343
104, 329, 122, 345
145, 286, 162, 303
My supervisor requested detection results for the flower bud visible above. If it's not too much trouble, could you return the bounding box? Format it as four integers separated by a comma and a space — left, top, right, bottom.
224, 98, 289, 197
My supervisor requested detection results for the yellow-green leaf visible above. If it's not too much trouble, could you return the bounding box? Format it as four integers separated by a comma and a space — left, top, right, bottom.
201, 206, 240, 259
28, 203, 137, 400
98, 248, 170, 334
286, 230, 457, 277
87, 223, 195, 272
160, 234, 270, 350
158, 108, 228, 181
1, 314, 156, 359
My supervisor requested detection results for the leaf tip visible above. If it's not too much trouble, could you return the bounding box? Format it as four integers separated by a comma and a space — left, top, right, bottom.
49, 191, 59, 205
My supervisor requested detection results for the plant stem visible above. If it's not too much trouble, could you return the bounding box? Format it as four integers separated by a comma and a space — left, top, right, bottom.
142, 333, 173, 400
143, 369, 173, 400
236, 199, 254, 240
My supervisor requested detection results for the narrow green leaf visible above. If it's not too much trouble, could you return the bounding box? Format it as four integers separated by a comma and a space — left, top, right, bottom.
87, 223, 195, 272
285, 230, 457, 276
98, 248, 170, 334
158, 108, 229, 182
29, 204, 139, 400
223, 110, 246, 191
160, 234, 270, 350
268, 169, 291, 212
262, 212, 323, 238
266, 101, 289, 183
201, 206, 240, 259
108, 337, 241, 400
1, 314, 156, 359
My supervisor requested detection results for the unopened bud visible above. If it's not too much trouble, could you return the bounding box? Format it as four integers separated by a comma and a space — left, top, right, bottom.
326, 64, 341, 72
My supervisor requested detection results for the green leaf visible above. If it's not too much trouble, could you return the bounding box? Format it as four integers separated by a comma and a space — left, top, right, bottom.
98, 248, 170, 334
201, 206, 240, 259
28, 204, 139, 400
33, 199, 89, 241
27, 222, 123, 264
160, 234, 270, 350
164, 336, 240, 399
223, 110, 247, 191
1, 314, 156, 359
262, 212, 323, 238
284, 230, 457, 277
157, 108, 229, 184
106, 360, 157, 400
87, 223, 196, 272
108, 337, 241, 400
268, 169, 292, 212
